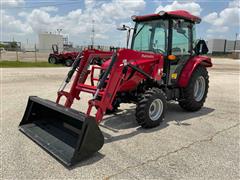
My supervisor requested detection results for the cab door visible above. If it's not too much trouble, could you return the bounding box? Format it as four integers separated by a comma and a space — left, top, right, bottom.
169, 20, 194, 85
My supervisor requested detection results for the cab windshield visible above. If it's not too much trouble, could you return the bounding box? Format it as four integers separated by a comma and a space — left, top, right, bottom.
131, 19, 169, 54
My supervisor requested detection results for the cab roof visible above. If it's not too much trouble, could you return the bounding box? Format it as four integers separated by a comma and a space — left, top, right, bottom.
132, 10, 201, 24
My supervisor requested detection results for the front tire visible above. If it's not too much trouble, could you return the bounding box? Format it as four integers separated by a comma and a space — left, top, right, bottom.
179, 65, 209, 111
65, 59, 73, 67
136, 88, 166, 128
48, 56, 58, 64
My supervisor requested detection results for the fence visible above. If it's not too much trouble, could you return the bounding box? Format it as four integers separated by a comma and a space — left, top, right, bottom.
0, 45, 121, 62
0, 50, 49, 62
207, 39, 240, 54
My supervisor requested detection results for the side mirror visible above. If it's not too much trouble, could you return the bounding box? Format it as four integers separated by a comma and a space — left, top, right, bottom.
116, 25, 134, 49
117, 25, 128, 31
194, 40, 209, 55
177, 28, 186, 35
174, 19, 186, 35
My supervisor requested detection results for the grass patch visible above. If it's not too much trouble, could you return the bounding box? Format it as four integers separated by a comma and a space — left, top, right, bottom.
0, 61, 63, 68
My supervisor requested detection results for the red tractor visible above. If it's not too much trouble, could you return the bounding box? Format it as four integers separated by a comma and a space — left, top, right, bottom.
48, 44, 79, 66
19, 10, 212, 166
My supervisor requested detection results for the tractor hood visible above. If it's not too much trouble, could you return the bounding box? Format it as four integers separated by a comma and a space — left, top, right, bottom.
101, 49, 164, 92
101, 49, 163, 69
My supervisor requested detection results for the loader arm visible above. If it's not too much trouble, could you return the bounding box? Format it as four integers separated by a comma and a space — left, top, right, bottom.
56, 49, 113, 107
88, 53, 126, 122
55, 49, 128, 123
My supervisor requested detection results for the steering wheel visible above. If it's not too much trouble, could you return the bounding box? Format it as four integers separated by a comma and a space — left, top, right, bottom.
153, 48, 165, 54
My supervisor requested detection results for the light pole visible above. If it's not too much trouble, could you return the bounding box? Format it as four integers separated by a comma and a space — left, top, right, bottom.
91, 20, 95, 48
234, 33, 238, 51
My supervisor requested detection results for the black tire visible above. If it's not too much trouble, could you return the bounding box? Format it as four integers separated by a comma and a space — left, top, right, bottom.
48, 56, 58, 64
179, 65, 209, 111
136, 88, 166, 128
65, 59, 73, 67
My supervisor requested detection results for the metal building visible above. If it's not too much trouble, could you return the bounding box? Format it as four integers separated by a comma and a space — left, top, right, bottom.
38, 33, 64, 53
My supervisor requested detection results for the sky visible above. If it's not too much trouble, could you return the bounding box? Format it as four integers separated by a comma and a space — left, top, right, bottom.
1, 0, 240, 47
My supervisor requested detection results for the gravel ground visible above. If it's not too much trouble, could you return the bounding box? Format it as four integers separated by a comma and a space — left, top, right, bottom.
1, 58, 240, 179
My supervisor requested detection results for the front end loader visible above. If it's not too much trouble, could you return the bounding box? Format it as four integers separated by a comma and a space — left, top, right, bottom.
19, 10, 212, 166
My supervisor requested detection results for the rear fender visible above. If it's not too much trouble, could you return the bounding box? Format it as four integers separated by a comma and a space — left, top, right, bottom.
178, 56, 212, 88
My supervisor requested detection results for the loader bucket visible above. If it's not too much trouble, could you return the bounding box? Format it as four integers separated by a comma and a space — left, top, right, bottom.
19, 96, 104, 167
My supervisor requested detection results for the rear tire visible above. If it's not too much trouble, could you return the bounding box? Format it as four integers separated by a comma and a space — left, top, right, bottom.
136, 88, 166, 128
48, 56, 58, 64
179, 65, 209, 111
65, 59, 73, 67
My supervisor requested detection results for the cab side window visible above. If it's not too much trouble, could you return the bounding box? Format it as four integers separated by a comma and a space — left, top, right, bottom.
152, 21, 169, 54
133, 23, 152, 51
172, 20, 191, 56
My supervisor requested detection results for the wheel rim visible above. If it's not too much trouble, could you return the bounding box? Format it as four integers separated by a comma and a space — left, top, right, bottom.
194, 76, 206, 102
149, 99, 163, 121
49, 57, 56, 64
66, 60, 72, 66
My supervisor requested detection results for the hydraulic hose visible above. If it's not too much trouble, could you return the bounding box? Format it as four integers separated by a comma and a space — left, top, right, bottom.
97, 53, 117, 90
93, 53, 117, 99
65, 53, 82, 83
58, 52, 82, 92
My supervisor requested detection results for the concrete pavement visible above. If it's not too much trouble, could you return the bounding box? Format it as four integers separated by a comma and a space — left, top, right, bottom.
1, 58, 239, 179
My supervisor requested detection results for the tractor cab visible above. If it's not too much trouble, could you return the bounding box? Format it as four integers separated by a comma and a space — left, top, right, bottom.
119, 10, 208, 86
130, 10, 201, 55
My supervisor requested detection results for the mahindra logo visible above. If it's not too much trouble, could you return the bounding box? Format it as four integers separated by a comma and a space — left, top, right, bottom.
141, 54, 154, 58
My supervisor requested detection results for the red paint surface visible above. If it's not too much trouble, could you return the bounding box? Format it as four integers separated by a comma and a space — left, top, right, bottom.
57, 48, 211, 123
50, 51, 79, 60
57, 48, 164, 122
178, 55, 212, 87
133, 10, 201, 23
